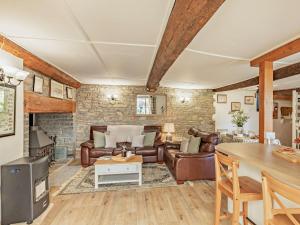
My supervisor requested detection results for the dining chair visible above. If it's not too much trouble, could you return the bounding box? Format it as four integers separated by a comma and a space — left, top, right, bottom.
261, 171, 300, 225
214, 151, 263, 225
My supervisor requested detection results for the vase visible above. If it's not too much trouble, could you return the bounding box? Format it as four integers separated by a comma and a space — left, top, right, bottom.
236, 127, 243, 134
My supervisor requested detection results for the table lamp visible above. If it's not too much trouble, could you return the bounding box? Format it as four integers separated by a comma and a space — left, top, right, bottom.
163, 123, 175, 142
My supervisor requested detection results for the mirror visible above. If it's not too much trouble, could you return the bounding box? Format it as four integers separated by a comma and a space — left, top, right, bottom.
136, 95, 166, 115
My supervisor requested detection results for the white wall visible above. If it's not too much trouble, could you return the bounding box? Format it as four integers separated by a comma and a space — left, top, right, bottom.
214, 90, 259, 133
273, 99, 292, 146
0, 84, 24, 165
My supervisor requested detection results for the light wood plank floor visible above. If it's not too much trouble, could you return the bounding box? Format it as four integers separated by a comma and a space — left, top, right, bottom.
28, 181, 230, 225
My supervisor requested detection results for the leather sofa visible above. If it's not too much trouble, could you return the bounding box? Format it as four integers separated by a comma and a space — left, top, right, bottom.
164, 127, 219, 184
80, 125, 164, 167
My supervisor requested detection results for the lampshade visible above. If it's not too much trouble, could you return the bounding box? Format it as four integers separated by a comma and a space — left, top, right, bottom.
163, 123, 175, 133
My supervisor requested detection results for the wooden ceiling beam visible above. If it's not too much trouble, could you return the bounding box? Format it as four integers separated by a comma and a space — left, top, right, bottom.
213, 62, 300, 92
146, 0, 225, 91
250, 38, 300, 67
0, 35, 81, 88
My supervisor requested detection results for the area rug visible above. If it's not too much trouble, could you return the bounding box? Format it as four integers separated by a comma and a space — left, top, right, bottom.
59, 163, 177, 195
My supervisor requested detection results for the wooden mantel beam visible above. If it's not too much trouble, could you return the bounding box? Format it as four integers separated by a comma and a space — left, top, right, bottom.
250, 38, 300, 67
0, 35, 81, 88
146, 0, 225, 91
213, 62, 300, 92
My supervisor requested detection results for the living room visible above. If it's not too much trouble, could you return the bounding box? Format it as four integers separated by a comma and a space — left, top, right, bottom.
1, 1, 300, 225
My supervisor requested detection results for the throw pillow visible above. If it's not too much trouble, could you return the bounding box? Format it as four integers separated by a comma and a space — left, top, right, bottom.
180, 138, 189, 153
132, 135, 145, 148
105, 134, 117, 148
93, 131, 105, 148
143, 132, 156, 147
187, 136, 201, 153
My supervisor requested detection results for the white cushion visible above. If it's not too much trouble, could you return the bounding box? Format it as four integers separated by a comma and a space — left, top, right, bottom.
107, 125, 144, 142
180, 138, 189, 153
105, 134, 117, 148
131, 135, 145, 148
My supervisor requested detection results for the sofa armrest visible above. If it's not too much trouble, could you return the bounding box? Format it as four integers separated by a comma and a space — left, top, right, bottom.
175, 152, 214, 159
154, 140, 165, 147
80, 140, 94, 149
165, 142, 181, 150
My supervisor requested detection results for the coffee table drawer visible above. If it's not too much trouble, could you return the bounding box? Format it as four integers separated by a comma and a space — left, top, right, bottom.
96, 164, 139, 174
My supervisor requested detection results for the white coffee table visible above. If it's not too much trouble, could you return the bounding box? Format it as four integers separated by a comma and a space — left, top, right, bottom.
94, 155, 143, 189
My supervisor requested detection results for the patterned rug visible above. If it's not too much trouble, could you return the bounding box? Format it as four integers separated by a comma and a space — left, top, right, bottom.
59, 163, 177, 195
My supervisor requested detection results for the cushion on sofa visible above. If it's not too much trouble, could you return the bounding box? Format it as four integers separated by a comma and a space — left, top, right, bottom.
180, 138, 189, 153
105, 134, 117, 148
144, 132, 156, 146
187, 136, 201, 153
93, 131, 106, 148
132, 135, 145, 147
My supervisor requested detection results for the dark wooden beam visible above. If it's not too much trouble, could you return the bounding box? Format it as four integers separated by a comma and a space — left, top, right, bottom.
0, 35, 81, 88
259, 61, 273, 143
251, 38, 300, 67
213, 62, 300, 92
24, 91, 76, 113
146, 0, 225, 91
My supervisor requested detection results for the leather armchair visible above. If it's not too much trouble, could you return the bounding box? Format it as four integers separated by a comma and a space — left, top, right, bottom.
164, 127, 219, 184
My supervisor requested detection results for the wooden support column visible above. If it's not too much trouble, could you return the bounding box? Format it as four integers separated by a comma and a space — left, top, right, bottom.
259, 61, 273, 143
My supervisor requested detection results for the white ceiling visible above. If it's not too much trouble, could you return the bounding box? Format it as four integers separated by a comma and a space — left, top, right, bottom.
1, 0, 300, 89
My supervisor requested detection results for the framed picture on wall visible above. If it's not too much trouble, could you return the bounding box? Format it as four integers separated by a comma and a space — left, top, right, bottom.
231, 102, 241, 112
50, 79, 64, 99
0, 84, 16, 137
217, 94, 227, 103
66, 87, 73, 99
33, 75, 44, 93
244, 96, 254, 105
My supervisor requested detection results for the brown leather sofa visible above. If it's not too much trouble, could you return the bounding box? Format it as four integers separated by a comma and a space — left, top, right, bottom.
80, 125, 164, 167
164, 127, 219, 184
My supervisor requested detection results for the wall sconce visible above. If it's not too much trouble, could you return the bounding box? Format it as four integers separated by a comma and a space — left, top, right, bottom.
107, 94, 118, 103
0, 67, 29, 86
180, 97, 190, 103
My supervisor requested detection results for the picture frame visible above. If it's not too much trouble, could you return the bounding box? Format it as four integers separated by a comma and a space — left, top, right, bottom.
66, 87, 73, 99
0, 84, 16, 138
244, 96, 254, 105
231, 102, 241, 112
33, 75, 44, 93
50, 79, 64, 99
217, 94, 227, 103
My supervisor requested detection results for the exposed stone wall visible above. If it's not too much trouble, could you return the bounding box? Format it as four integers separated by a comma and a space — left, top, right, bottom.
23, 67, 77, 156
76, 84, 215, 147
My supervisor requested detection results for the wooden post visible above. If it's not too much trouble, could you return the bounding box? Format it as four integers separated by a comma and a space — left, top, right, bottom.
259, 61, 273, 143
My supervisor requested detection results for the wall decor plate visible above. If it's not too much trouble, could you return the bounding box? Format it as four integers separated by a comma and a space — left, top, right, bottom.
0, 84, 16, 137
244, 96, 254, 105
50, 79, 64, 99
217, 94, 227, 103
66, 87, 73, 99
33, 75, 44, 93
231, 102, 241, 112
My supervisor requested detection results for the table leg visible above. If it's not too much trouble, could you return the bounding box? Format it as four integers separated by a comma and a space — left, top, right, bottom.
95, 172, 98, 189
139, 164, 142, 186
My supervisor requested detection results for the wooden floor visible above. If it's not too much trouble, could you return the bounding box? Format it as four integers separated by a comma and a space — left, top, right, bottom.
31, 182, 230, 225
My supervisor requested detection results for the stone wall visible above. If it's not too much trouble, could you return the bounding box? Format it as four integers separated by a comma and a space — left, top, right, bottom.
23, 67, 77, 156
76, 84, 215, 147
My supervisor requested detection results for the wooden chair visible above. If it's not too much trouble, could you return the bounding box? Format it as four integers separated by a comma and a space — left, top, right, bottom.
214, 151, 263, 225
261, 171, 300, 225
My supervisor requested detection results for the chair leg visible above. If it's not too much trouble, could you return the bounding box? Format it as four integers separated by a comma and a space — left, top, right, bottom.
232, 199, 240, 225
214, 188, 222, 225
242, 202, 248, 225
